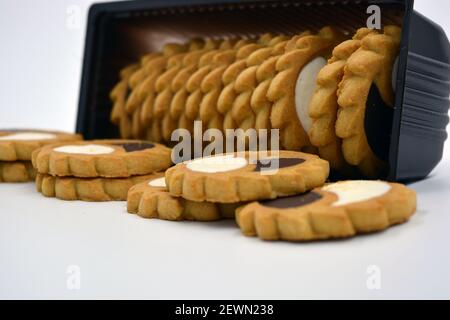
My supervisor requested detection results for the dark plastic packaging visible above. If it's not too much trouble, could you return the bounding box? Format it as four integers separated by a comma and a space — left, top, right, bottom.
76, 0, 450, 181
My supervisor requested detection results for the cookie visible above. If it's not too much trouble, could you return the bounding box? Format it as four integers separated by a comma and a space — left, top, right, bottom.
250, 32, 311, 134
36, 172, 154, 201
200, 36, 273, 132
232, 35, 288, 131
126, 53, 163, 139
110, 63, 140, 138
184, 39, 241, 127
217, 36, 278, 130
136, 43, 189, 141
267, 27, 344, 150
236, 180, 416, 241
128, 173, 241, 221
336, 26, 401, 177
0, 130, 82, 161
170, 39, 220, 134
0, 161, 36, 182
32, 139, 172, 178
153, 40, 206, 142
165, 150, 329, 203
308, 28, 377, 171
198, 47, 245, 131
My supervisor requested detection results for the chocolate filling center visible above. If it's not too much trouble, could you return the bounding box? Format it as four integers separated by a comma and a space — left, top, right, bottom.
364, 84, 394, 162
261, 192, 322, 209
113, 142, 155, 152
253, 157, 305, 172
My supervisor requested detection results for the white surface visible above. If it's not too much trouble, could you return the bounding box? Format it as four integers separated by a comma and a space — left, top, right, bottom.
0, 0, 450, 299
1, 160, 450, 299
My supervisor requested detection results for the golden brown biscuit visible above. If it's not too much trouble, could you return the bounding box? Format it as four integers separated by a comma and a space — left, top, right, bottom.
217, 35, 279, 130
0, 130, 82, 161
184, 39, 241, 127
308, 28, 377, 171
36, 172, 154, 201
232, 35, 289, 131
138, 43, 190, 141
336, 26, 401, 177
110, 63, 140, 138
0, 161, 36, 182
153, 40, 206, 142
267, 27, 344, 150
250, 33, 311, 134
128, 173, 241, 221
125, 52, 160, 114
200, 35, 276, 132
169, 39, 220, 134
236, 180, 416, 241
32, 139, 172, 178
165, 150, 329, 203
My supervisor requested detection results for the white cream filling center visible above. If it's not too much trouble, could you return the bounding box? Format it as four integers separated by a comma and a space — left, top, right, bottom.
148, 177, 166, 188
295, 56, 327, 133
53, 144, 115, 155
186, 155, 248, 173
323, 180, 391, 207
0, 132, 56, 141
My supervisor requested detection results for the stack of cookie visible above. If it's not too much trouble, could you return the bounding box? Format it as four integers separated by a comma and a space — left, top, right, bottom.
127, 150, 330, 221
31, 139, 172, 201
110, 25, 401, 178
0, 130, 81, 183
127, 151, 417, 242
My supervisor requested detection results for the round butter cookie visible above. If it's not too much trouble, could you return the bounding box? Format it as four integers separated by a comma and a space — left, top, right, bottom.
267, 27, 345, 150
165, 150, 329, 203
336, 25, 401, 177
32, 139, 172, 178
236, 180, 416, 241
36, 172, 154, 201
0, 130, 82, 161
308, 28, 377, 171
0, 161, 36, 182
128, 173, 241, 221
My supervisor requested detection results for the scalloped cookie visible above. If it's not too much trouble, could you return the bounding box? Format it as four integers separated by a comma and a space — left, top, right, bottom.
32, 139, 172, 178
165, 150, 329, 203
236, 180, 416, 241
0, 130, 82, 161
36, 172, 154, 201
128, 173, 241, 221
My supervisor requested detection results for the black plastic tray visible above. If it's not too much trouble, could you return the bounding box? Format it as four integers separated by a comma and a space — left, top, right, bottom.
76, 0, 450, 181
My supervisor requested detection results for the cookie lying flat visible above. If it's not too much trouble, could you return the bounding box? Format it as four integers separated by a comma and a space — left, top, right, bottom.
0, 161, 36, 182
165, 150, 329, 203
32, 139, 172, 178
128, 173, 241, 221
236, 180, 416, 241
0, 130, 82, 161
36, 173, 154, 201
336, 25, 401, 177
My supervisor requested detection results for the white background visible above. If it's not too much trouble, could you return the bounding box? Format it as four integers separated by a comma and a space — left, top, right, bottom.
0, 0, 450, 299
